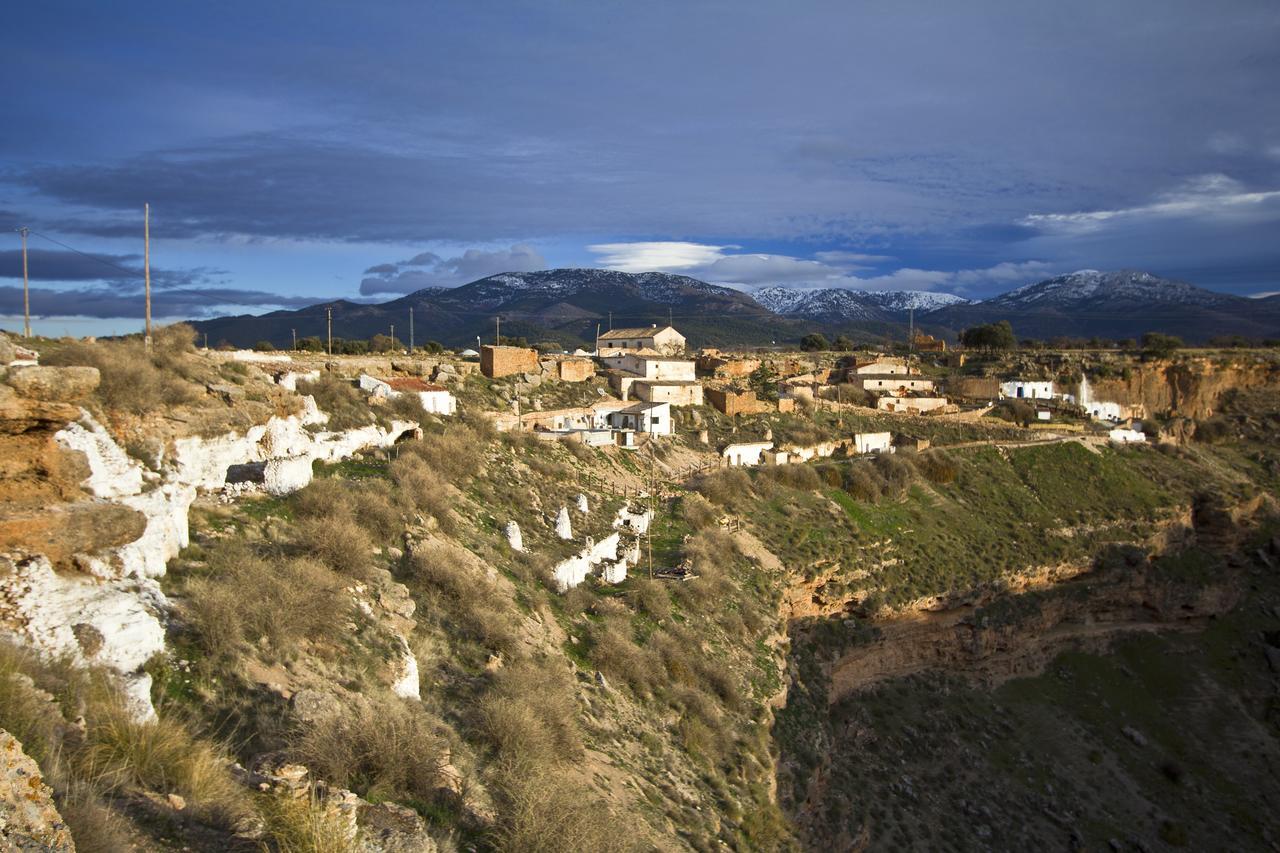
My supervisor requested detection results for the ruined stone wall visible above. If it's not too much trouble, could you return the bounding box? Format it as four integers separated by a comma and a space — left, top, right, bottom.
480, 345, 539, 378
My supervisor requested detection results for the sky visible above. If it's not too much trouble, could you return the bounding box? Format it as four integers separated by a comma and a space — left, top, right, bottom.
2, 0, 1279, 335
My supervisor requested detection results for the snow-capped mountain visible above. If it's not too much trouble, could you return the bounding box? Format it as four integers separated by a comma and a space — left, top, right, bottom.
189, 267, 1280, 348
753, 286, 969, 321
979, 269, 1235, 309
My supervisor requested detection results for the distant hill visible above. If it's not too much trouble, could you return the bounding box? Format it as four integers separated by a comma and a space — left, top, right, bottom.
189, 268, 1280, 349
191, 269, 815, 350
922, 269, 1280, 343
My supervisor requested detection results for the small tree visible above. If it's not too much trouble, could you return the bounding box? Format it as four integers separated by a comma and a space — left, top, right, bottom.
253, 340, 276, 352
1141, 332, 1183, 360
749, 363, 779, 401
297, 336, 324, 352
959, 320, 1016, 351
832, 335, 856, 351
799, 332, 830, 352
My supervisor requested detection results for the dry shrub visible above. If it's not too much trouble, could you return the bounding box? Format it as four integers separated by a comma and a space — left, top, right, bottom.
45, 337, 200, 414
627, 577, 672, 620
289, 477, 348, 519
477, 660, 582, 766
587, 618, 662, 696
914, 449, 960, 484
757, 463, 822, 492
149, 322, 197, 368
184, 543, 348, 659
488, 758, 637, 853
297, 376, 373, 431
293, 698, 446, 804
259, 789, 359, 853
389, 454, 457, 534
873, 453, 916, 499
81, 704, 250, 826
694, 468, 753, 506
409, 542, 519, 655
348, 484, 403, 542
55, 777, 134, 853
400, 425, 483, 482
842, 461, 883, 502
292, 515, 377, 579
559, 436, 594, 462
680, 493, 719, 530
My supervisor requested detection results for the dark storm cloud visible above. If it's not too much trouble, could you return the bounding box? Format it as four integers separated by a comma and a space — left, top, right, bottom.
359, 244, 546, 295
0, 248, 225, 289
0, 284, 317, 320
2, 0, 1279, 300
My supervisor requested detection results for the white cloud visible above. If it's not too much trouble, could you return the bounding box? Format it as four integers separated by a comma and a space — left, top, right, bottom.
1022, 173, 1280, 234
586, 241, 732, 272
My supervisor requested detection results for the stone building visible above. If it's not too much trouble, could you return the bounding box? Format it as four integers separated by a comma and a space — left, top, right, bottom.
481, 345, 539, 378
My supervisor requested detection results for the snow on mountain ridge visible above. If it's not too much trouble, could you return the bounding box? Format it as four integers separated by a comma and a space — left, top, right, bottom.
986, 269, 1225, 307
753, 286, 969, 319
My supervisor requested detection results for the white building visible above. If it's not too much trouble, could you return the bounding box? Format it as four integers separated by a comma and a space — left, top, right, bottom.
598, 325, 686, 355
614, 353, 697, 381
853, 432, 893, 454
1000, 380, 1055, 400
359, 374, 457, 415
859, 376, 935, 395
632, 379, 704, 406
722, 441, 773, 467
1109, 428, 1147, 444
607, 401, 672, 436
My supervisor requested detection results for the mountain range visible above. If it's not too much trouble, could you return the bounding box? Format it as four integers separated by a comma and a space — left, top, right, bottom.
190, 268, 1280, 349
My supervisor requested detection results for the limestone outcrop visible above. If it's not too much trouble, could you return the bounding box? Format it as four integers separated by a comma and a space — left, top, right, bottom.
0, 729, 75, 852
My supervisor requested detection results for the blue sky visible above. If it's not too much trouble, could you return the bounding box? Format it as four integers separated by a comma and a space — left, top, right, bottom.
2, 0, 1279, 335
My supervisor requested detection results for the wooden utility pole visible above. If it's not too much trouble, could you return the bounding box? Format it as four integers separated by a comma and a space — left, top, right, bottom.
595, 322, 601, 354
390, 324, 395, 349
203, 332, 208, 350
291, 328, 296, 351
409, 307, 414, 351
326, 307, 333, 355
908, 307, 914, 355
647, 439, 656, 579
18, 227, 30, 338
668, 306, 672, 327
495, 315, 500, 346
608, 311, 612, 330
143, 203, 152, 348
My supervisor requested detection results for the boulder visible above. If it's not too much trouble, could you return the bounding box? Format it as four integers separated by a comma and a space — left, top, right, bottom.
290, 690, 343, 724
0, 729, 74, 852
0, 334, 15, 365
504, 521, 523, 552
555, 507, 573, 539
6, 366, 100, 402
357, 801, 437, 852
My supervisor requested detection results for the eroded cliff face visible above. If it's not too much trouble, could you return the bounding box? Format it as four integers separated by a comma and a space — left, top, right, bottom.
1085, 356, 1280, 420
0, 344, 421, 719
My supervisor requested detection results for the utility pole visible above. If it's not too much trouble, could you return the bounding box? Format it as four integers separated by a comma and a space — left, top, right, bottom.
203, 332, 208, 350
595, 322, 601, 355
326, 307, 333, 356
495, 315, 500, 346
608, 311, 612, 331
18, 227, 30, 338
647, 439, 656, 579
291, 328, 296, 351
668, 306, 672, 327
908, 307, 914, 356
144, 203, 152, 348
409, 307, 414, 351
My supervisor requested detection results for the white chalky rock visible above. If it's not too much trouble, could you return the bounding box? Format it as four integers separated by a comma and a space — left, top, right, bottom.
390, 636, 420, 700
576, 493, 589, 514
550, 532, 621, 592
614, 506, 653, 535
602, 560, 628, 584
555, 507, 573, 540
263, 456, 315, 496
0, 555, 165, 721
299, 394, 329, 426
505, 521, 524, 552
55, 417, 144, 499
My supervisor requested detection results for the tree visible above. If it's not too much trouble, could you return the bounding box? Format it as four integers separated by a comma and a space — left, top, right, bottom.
297, 336, 324, 352
423, 340, 445, 354
253, 340, 276, 352
832, 335, 856, 351
958, 321, 1016, 351
1141, 332, 1183, 360
749, 363, 779, 401
369, 334, 402, 353
799, 332, 830, 352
